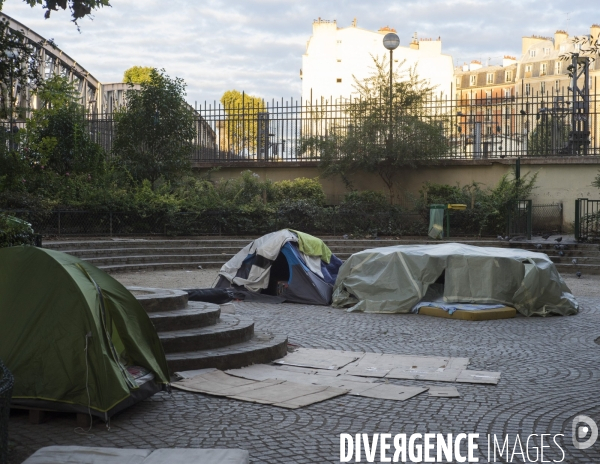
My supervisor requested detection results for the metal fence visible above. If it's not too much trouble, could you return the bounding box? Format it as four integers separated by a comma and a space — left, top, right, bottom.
4, 209, 430, 237
0, 359, 14, 464
532, 203, 563, 234
193, 84, 600, 162
6, 206, 561, 238
575, 198, 600, 241
4, 77, 600, 163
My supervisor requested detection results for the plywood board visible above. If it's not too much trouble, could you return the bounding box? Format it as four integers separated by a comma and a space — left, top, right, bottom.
353, 383, 427, 401
428, 386, 460, 398
231, 381, 348, 409
386, 367, 462, 382
455, 370, 501, 385
273, 348, 360, 370
173, 371, 348, 409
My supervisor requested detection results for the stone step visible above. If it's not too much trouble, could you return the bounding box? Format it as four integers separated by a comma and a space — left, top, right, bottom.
149, 303, 221, 331
159, 314, 255, 353
129, 287, 188, 312
101, 261, 225, 273
86, 253, 234, 266
44, 239, 259, 251
60, 246, 243, 259
554, 263, 600, 275
165, 331, 288, 373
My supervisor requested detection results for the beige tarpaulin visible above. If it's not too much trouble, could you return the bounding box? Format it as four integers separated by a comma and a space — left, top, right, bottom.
332, 243, 578, 317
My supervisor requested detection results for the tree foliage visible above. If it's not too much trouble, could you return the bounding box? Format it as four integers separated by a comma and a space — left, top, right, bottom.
0, 0, 111, 24
112, 69, 197, 185
527, 115, 569, 156
22, 76, 104, 176
220, 90, 266, 154
302, 56, 448, 203
123, 66, 153, 84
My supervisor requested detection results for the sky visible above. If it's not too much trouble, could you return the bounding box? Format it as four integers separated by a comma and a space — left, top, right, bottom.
1, 0, 597, 106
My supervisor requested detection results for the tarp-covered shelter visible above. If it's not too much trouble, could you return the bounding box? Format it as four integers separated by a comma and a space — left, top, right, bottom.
0, 247, 171, 420
332, 243, 578, 317
216, 230, 343, 305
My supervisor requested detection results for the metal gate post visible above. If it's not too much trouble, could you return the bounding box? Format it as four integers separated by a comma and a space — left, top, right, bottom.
574, 199, 581, 241
526, 200, 532, 240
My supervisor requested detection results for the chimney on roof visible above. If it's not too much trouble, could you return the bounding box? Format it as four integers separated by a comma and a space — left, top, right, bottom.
469, 60, 482, 71
503, 55, 517, 67
554, 30, 568, 50
462, 62, 469, 72
591, 24, 600, 44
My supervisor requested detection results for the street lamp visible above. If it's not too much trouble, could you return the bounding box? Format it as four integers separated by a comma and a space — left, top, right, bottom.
383, 32, 400, 148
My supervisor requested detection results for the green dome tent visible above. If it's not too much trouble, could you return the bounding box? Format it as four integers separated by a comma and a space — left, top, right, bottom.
0, 247, 170, 420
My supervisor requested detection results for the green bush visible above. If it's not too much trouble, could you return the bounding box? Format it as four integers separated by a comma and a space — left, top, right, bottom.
271, 178, 326, 205
0, 214, 36, 248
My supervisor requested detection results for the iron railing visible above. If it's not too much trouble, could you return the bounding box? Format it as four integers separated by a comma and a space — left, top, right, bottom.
3, 209, 429, 237
575, 198, 600, 241
7, 206, 562, 238
0, 359, 14, 464
3, 81, 600, 163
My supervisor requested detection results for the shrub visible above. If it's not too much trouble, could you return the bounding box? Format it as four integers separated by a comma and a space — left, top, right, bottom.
0, 214, 36, 248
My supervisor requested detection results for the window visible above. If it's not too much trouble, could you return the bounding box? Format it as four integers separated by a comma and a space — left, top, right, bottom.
485, 91, 492, 101
470, 75, 477, 86
575, 43, 581, 51
486, 126, 493, 135
485, 108, 492, 121
555, 80, 560, 91
504, 88, 511, 98
540, 63, 547, 76
560, 44, 567, 52
529, 50, 536, 57
540, 81, 546, 93
486, 73, 494, 84
505, 70, 513, 82
525, 65, 532, 73
456, 77, 461, 88
525, 83, 531, 95
544, 47, 550, 56
336, 78, 342, 83
555, 61, 562, 74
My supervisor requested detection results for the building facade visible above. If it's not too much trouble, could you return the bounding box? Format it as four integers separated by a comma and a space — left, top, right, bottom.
300, 18, 454, 103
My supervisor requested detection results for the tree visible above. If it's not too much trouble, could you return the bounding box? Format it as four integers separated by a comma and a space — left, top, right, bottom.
112, 69, 197, 185
23, 75, 104, 175
220, 90, 266, 156
123, 66, 153, 84
0, 0, 110, 24
527, 114, 569, 156
302, 56, 448, 204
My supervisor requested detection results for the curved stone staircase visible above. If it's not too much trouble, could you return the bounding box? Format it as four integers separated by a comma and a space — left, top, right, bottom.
43, 237, 600, 275
131, 287, 288, 374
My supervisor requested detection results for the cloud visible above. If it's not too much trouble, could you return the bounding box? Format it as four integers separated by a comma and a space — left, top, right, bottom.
1, 0, 597, 104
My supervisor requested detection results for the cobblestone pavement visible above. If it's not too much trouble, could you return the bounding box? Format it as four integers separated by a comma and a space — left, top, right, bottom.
8, 295, 600, 463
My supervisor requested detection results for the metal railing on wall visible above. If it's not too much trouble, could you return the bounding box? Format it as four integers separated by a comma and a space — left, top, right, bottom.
4, 81, 600, 163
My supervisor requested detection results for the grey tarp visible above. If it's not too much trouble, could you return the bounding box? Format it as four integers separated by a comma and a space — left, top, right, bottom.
332, 243, 578, 317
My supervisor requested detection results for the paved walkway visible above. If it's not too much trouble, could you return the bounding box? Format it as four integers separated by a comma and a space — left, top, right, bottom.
8, 298, 600, 463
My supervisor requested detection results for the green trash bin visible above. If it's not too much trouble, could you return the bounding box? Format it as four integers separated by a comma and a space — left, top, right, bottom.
429, 204, 445, 239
